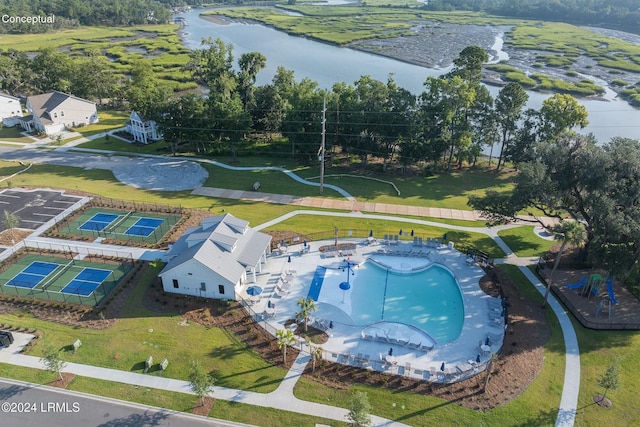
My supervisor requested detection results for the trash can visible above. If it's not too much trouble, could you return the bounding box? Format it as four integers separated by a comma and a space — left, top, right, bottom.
1, 330, 14, 343
0, 331, 13, 347
448, 241, 455, 249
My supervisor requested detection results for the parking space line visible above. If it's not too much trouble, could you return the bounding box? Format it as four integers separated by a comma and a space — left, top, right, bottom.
21, 219, 45, 225
0, 194, 20, 198
0, 201, 9, 204
42, 206, 66, 211
33, 213, 55, 217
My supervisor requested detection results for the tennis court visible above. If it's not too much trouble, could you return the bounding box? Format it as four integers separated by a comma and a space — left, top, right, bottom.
125, 218, 164, 237
61, 268, 112, 297
57, 208, 181, 245
79, 213, 119, 232
6, 261, 59, 289
0, 254, 131, 305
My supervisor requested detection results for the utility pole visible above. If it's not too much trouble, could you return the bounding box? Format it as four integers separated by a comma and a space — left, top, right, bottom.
319, 97, 326, 195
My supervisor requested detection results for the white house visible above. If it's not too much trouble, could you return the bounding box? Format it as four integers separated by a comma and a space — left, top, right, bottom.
125, 110, 162, 144
0, 93, 22, 126
159, 214, 272, 300
18, 91, 98, 135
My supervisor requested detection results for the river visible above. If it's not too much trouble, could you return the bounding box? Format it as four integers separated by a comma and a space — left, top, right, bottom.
178, 8, 639, 143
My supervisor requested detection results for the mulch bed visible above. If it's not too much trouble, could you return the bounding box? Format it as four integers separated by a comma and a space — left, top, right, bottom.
49, 372, 75, 389
192, 396, 216, 416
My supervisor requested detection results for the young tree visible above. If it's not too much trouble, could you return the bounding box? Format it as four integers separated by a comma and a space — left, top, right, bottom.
276, 328, 296, 364
41, 344, 66, 380
346, 391, 372, 426
542, 220, 587, 308
596, 357, 620, 405
188, 360, 216, 407
2, 210, 20, 244
295, 297, 317, 332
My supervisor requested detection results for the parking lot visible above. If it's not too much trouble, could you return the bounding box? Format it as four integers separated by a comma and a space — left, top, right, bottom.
0, 188, 83, 231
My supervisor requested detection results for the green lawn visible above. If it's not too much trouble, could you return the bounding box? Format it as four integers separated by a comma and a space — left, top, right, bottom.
74, 110, 130, 138
0, 264, 287, 393
498, 226, 557, 258
263, 214, 506, 259
0, 126, 33, 143
76, 136, 166, 155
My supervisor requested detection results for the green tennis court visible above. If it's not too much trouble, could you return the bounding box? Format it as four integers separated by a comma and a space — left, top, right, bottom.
0, 254, 131, 305
58, 208, 180, 244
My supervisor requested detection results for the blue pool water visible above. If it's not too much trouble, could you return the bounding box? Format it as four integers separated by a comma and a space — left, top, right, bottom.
346, 260, 464, 343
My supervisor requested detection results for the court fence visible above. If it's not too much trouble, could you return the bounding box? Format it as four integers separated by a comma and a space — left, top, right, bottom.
0, 245, 135, 306
44, 199, 186, 248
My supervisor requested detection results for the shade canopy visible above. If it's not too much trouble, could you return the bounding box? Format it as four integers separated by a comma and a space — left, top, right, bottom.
440, 362, 445, 371
246, 286, 263, 296
288, 255, 291, 263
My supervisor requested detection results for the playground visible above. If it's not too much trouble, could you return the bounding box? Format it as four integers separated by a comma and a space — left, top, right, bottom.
539, 267, 640, 329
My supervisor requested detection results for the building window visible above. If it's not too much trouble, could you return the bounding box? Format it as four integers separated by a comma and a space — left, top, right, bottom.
200, 282, 206, 292
60, 111, 64, 116
218, 285, 225, 294
172, 279, 179, 289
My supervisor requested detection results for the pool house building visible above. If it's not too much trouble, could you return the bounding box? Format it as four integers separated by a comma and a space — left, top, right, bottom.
159, 214, 271, 300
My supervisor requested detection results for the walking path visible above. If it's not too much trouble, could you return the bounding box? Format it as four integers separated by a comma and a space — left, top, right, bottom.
0, 143, 576, 426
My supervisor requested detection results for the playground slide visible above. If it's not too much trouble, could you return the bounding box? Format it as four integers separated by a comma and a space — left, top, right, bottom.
606, 276, 618, 305
566, 276, 587, 289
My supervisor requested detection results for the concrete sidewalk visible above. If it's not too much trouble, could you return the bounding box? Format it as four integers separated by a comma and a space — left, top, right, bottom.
0, 335, 406, 426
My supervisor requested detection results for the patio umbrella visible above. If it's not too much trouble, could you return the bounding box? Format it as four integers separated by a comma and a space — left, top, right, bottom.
485, 337, 490, 346
399, 229, 403, 235
303, 240, 307, 247
287, 255, 292, 272
339, 281, 351, 303
440, 362, 445, 371
369, 230, 373, 237
410, 229, 414, 236
329, 320, 333, 329
246, 286, 263, 297
267, 300, 273, 308
476, 354, 481, 363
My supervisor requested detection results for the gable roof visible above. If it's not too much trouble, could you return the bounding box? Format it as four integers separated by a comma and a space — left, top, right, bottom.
27, 91, 95, 125
160, 213, 272, 284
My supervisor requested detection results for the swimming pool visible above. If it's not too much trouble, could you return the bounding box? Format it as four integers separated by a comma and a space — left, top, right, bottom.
320, 259, 464, 343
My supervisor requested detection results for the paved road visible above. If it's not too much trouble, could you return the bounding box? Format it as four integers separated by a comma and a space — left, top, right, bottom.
0, 378, 250, 427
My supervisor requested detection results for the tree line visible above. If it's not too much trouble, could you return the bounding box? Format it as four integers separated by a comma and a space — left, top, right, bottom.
0, 0, 173, 33
149, 41, 589, 173
424, 0, 640, 32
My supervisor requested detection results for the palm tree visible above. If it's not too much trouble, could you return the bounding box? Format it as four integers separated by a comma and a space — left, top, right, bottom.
276, 328, 296, 364
542, 220, 587, 308
306, 339, 324, 373
2, 210, 20, 244
295, 297, 317, 332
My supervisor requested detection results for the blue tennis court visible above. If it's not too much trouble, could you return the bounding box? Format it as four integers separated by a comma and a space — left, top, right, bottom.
61, 268, 111, 297
7, 261, 59, 289
124, 217, 164, 237
79, 213, 119, 232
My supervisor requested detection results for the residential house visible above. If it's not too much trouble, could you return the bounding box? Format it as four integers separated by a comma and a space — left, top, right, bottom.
159, 214, 272, 300
18, 91, 98, 135
125, 110, 162, 144
0, 93, 22, 126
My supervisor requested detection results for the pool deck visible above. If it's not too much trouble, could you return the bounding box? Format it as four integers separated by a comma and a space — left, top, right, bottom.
244, 238, 506, 382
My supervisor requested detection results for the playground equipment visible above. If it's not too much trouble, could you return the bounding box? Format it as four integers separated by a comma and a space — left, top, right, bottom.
581, 274, 604, 299
566, 276, 587, 290
606, 276, 618, 305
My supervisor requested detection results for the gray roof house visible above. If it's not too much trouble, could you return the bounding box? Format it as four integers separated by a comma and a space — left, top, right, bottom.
19, 91, 98, 135
125, 110, 162, 144
159, 214, 272, 300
